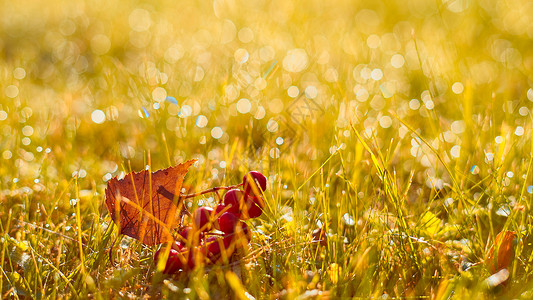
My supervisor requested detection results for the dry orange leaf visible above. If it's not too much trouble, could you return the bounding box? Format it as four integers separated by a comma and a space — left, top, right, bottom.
486, 230, 517, 273
104, 160, 196, 245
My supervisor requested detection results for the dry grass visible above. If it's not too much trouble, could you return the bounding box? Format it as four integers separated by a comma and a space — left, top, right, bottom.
1, 0, 533, 298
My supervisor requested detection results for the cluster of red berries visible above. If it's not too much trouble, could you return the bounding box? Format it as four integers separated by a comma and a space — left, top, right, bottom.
154, 171, 267, 273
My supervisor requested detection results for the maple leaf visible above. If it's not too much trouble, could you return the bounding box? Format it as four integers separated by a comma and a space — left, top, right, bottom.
104, 160, 196, 245
486, 230, 517, 273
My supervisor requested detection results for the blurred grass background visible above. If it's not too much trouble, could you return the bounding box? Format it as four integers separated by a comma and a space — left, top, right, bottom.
1, 0, 533, 298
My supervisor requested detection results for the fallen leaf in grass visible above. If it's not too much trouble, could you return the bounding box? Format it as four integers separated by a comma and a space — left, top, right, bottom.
486, 230, 516, 273
104, 160, 196, 245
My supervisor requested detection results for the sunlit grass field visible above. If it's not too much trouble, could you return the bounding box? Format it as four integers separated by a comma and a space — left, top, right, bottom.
2, 0, 533, 298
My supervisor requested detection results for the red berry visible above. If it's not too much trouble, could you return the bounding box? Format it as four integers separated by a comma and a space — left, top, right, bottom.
178, 226, 193, 242
193, 206, 214, 232
154, 248, 185, 274
202, 235, 234, 263
177, 226, 203, 246
240, 196, 263, 219
187, 251, 197, 270
171, 241, 185, 251
205, 236, 221, 252
223, 189, 247, 217
202, 236, 222, 260
214, 212, 240, 233
215, 204, 227, 215
247, 201, 262, 218
243, 171, 267, 196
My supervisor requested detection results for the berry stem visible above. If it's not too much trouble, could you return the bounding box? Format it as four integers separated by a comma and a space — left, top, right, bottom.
180, 183, 243, 199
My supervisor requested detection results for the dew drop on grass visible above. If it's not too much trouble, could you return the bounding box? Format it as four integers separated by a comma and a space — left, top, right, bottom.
283, 49, 308, 73
367, 34, 381, 48
287, 86, 299, 98
238, 27, 254, 43
211, 127, 223, 139
342, 213, 355, 226
379, 116, 392, 128
165, 96, 178, 105
234, 48, 249, 64
515, 126, 524, 136
305, 86, 318, 99
181, 105, 192, 117
2, 150, 12, 160
22, 125, 33, 136
496, 205, 511, 217
141, 107, 149, 118
196, 115, 208, 128
267, 119, 278, 132
356, 88, 369, 102
236, 98, 251, 114
5, 85, 19, 98
452, 82, 464, 94
13, 67, 26, 79
91, 109, 106, 124
199, 135, 206, 144
254, 106, 266, 119
103, 173, 112, 181
451, 120, 465, 134
450, 145, 461, 158
527, 186, 533, 194
409, 99, 420, 110
270, 147, 280, 159
391, 54, 405, 68
470, 165, 479, 175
